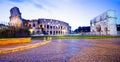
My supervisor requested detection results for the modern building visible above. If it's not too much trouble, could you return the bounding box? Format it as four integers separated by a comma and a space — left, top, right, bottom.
9, 7, 71, 35
90, 10, 117, 35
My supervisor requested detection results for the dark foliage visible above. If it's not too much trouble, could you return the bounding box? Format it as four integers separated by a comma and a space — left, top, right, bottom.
117, 24, 120, 31
0, 26, 30, 38
74, 26, 90, 33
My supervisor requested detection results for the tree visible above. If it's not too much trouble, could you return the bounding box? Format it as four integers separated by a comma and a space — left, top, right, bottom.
0, 26, 30, 38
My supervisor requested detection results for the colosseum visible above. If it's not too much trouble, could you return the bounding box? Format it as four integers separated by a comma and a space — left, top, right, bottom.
23, 19, 71, 35
9, 7, 71, 35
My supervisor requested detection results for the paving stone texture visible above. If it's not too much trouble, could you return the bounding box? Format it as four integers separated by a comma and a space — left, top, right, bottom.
0, 38, 120, 62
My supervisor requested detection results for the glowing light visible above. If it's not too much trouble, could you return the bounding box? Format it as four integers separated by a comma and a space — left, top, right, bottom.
29, 28, 33, 34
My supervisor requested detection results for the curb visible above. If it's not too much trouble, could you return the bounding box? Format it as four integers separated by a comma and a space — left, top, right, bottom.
0, 41, 51, 54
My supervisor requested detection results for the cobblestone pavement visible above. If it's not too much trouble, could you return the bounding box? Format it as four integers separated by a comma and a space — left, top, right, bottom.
0, 38, 120, 62
70, 38, 120, 62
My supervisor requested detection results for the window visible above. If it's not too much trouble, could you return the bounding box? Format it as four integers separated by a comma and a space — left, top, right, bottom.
47, 25, 49, 29
29, 24, 31, 28
33, 23, 35, 27
50, 31, 52, 35
50, 26, 52, 29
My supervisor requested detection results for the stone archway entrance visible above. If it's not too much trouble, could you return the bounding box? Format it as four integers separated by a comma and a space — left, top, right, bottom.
96, 24, 101, 35
104, 27, 108, 35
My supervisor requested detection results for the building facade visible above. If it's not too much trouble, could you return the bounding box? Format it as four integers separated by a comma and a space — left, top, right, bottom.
90, 10, 117, 35
9, 7, 71, 35
9, 7, 23, 27
23, 19, 71, 35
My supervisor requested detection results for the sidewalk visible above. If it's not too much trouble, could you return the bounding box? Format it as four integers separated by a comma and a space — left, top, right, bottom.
0, 40, 51, 54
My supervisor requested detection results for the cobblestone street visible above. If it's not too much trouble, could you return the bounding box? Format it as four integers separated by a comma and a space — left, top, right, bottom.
0, 38, 120, 62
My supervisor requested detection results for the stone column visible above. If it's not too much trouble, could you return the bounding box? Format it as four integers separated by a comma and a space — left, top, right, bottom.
107, 10, 117, 35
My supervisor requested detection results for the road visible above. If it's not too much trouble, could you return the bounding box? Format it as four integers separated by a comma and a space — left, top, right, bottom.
0, 38, 120, 62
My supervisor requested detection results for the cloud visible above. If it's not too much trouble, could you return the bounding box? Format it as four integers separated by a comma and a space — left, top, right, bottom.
0, 0, 120, 30
9, 0, 24, 3
28, 0, 58, 11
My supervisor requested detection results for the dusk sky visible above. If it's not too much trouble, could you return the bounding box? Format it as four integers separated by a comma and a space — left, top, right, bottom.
0, 0, 120, 30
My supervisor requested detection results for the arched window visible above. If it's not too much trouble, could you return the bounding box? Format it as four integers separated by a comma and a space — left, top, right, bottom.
33, 23, 35, 27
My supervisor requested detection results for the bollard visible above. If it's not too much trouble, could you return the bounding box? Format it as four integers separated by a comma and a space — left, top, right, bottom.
43, 37, 46, 41
47, 37, 49, 40
50, 37, 52, 40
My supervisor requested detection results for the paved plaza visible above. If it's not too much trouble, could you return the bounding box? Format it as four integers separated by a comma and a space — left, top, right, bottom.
0, 38, 120, 62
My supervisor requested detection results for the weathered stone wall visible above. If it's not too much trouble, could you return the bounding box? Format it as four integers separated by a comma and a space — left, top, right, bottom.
24, 19, 71, 35
90, 10, 117, 35
9, 7, 23, 27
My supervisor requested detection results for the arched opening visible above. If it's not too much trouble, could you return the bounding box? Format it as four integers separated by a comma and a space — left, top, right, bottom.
96, 24, 101, 32
37, 30, 40, 34
96, 24, 101, 35
104, 27, 108, 35
92, 29, 95, 32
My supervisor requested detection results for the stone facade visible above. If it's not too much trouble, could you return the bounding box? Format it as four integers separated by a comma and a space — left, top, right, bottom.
23, 19, 71, 35
9, 7, 71, 35
90, 10, 117, 35
9, 7, 22, 27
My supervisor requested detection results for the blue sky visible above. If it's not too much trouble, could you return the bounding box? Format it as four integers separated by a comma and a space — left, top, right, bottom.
0, 0, 120, 30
